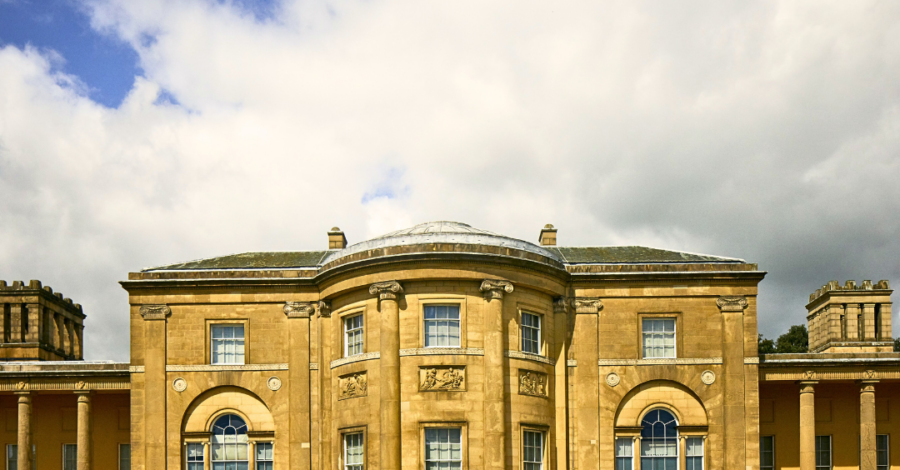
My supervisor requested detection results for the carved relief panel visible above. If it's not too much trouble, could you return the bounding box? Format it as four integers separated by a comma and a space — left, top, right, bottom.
338, 371, 368, 400
518, 369, 548, 398
419, 366, 466, 392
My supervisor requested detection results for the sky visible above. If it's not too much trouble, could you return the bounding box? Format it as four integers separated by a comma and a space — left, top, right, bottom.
1, 0, 899, 361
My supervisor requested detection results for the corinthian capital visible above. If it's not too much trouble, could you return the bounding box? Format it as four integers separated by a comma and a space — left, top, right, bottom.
480, 280, 514, 300
283, 301, 315, 318
571, 297, 603, 314
139, 304, 171, 321
369, 281, 403, 301
716, 296, 748, 313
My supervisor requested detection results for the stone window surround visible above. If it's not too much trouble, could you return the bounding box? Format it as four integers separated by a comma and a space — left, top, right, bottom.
205, 319, 250, 365
517, 307, 546, 358
419, 421, 468, 470
339, 425, 367, 470
637, 312, 683, 360
343, 311, 365, 358
418, 295, 468, 350
519, 424, 550, 470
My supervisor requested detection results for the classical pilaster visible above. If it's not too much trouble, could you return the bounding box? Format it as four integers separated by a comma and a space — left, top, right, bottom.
860, 380, 878, 470
862, 304, 877, 340
10, 304, 23, 342
845, 304, 861, 341
284, 301, 315, 470
480, 280, 513, 470
370, 281, 404, 470
553, 297, 570, 470
140, 304, 171, 469
25, 303, 40, 343
317, 301, 333, 470
571, 297, 602, 470
717, 296, 748, 470
76, 391, 92, 470
799, 381, 817, 470
878, 304, 892, 341
16, 392, 31, 470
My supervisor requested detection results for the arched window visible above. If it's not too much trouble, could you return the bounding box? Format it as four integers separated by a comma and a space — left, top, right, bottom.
640, 409, 678, 470
211, 414, 249, 470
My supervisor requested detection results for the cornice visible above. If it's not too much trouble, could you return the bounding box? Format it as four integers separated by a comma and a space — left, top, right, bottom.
330, 352, 380, 369
598, 357, 723, 366
505, 350, 555, 366
164, 364, 288, 372
400, 348, 484, 357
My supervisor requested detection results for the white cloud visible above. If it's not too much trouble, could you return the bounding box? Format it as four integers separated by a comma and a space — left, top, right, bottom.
2, 0, 900, 359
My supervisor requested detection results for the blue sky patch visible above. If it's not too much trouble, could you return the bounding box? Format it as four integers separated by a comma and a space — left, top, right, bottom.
0, 0, 140, 108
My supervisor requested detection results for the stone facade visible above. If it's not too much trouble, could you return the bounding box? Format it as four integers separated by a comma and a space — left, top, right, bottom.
1, 221, 898, 470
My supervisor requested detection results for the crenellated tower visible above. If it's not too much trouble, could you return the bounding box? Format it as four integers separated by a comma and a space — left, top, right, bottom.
806, 279, 893, 353
0, 280, 85, 361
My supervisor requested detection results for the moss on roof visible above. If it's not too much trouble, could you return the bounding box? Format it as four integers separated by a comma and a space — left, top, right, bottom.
547, 246, 742, 264
144, 251, 330, 271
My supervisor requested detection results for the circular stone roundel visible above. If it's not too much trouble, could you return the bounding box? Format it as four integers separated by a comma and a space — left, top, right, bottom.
700, 370, 716, 385
172, 378, 187, 392
267, 376, 283, 391
605, 373, 620, 387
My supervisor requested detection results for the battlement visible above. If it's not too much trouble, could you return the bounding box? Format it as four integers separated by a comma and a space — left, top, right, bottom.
809, 279, 891, 303
0, 280, 85, 361
806, 279, 893, 354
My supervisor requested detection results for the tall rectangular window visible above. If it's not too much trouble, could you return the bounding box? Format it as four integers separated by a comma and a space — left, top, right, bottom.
877, 435, 890, 470
119, 444, 131, 470
686, 437, 704, 470
521, 313, 542, 355
344, 433, 364, 470
344, 315, 364, 357
63, 444, 77, 470
815, 436, 831, 470
424, 306, 460, 348
6, 444, 15, 470
615, 438, 633, 470
642, 319, 676, 358
186, 443, 204, 470
523, 430, 544, 470
424, 428, 462, 470
256, 442, 274, 470
211, 325, 245, 364
760, 436, 775, 470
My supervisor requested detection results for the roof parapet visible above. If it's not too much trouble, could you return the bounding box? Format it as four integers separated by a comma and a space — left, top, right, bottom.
809, 280, 891, 303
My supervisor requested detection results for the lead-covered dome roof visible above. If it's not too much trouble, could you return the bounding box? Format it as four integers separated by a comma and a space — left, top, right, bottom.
320, 221, 564, 269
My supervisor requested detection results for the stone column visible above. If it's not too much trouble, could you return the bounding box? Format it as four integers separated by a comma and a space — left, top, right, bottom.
248, 442, 256, 469
717, 296, 748, 470
678, 436, 687, 470
571, 297, 602, 470
285, 301, 315, 470
139, 304, 171, 469
76, 391, 92, 470
845, 304, 861, 341
16, 391, 32, 470
799, 381, 817, 470
552, 297, 570, 470
860, 380, 878, 470
203, 442, 211, 470
481, 280, 514, 470
862, 304, 877, 340
370, 281, 404, 470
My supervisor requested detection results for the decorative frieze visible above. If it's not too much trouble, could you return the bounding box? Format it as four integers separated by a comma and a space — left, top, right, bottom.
400, 348, 484, 357
759, 368, 900, 382
283, 302, 315, 318
338, 371, 368, 400
330, 352, 380, 369
505, 350, 555, 366
598, 357, 723, 366
744, 357, 760, 364
165, 364, 288, 372
480, 279, 514, 300
518, 369, 548, 398
571, 297, 603, 314
369, 281, 403, 300
716, 296, 748, 313
0, 378, 130, 391
419, 366, 465, 392
139, 304, 171, 321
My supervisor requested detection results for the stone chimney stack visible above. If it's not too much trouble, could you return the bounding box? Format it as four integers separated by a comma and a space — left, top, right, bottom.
0, 280, 86, 361
328, 227, 348, 249
806, 279, 893, 353
538, 224, 557, 246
